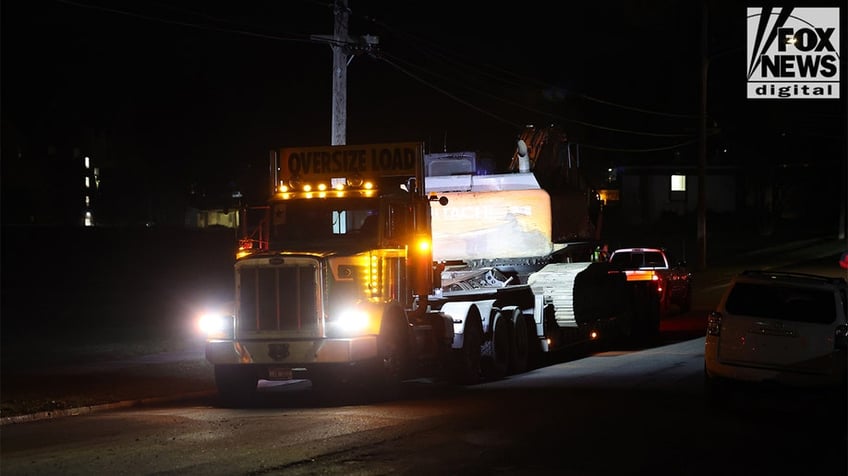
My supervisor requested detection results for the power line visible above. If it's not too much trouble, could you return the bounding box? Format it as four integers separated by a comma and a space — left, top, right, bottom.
364, 20, 701, 141
379, 56, 524, 129
364, 12, 702, 120
53, 0, 703, 152
578, 136, 712, 153
55, 0, 318, 45
380, 52, 695, 139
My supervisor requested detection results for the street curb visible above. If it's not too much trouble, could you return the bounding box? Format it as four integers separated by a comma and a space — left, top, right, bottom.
0, 390, 217, 426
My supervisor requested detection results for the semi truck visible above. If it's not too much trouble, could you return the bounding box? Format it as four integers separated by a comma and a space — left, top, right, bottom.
200, 141, 629, 403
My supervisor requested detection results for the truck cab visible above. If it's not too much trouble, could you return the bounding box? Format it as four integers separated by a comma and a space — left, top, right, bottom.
204, 142, 454, 402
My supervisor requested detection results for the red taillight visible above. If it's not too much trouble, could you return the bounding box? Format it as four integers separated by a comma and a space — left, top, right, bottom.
707, 311, 722, 336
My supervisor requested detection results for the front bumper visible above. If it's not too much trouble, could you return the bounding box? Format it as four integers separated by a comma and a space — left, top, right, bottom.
705, 339, 847, 387
206, 336, 378, 367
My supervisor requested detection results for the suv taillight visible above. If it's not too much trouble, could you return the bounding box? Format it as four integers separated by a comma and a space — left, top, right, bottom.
707, 311, 722, 336
835, 324, 848, 350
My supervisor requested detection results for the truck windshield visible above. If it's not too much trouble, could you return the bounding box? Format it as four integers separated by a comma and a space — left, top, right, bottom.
270, 198, 379, 246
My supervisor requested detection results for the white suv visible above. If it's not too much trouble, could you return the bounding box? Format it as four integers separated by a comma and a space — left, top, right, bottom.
705, 270, 848, 388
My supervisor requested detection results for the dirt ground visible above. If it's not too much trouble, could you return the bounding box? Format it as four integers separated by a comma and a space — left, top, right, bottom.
0, 324, 217, 421
1, 226, 231, 421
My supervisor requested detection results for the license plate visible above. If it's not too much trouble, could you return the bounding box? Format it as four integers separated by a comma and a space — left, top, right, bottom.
268, 367, 293, 380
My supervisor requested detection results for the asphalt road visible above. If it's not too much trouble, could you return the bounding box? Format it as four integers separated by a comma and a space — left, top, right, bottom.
1, 337, 844, 476
1, 232, 844, 424
0, 233, 845, 476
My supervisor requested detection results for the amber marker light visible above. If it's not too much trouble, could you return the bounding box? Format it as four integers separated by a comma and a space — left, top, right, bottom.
416, 237, 431, 253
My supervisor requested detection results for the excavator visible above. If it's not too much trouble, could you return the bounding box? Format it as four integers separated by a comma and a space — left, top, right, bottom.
508, 124, 603, 248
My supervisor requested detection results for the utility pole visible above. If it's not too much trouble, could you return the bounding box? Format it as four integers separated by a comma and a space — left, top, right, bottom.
697, 0, 708, 271
841, 91, 847, 241
330, 0, 349, 146
311, 0, 379, 146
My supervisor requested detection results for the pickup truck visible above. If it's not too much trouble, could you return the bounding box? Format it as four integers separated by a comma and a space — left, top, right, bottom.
608, 247, 693, 315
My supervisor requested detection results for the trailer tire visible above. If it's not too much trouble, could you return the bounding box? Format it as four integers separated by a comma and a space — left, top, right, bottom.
507, 307, 529, 374
481, 310, 510, 381
214, 365, 258, 407
450, 308, 483, 385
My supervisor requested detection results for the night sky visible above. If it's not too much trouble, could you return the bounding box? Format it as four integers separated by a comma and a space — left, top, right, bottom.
1, 0, 845, 225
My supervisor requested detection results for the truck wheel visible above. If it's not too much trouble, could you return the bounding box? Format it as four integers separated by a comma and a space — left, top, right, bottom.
450, 309, 482, 385
374, 310, 411, 400
481, 310, 510, 381
214, 365, 258, 407
507, 307, 529, 374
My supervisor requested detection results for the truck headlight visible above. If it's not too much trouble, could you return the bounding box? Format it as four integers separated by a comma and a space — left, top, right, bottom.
328, 308, 378, 337
198, 312, 234, 340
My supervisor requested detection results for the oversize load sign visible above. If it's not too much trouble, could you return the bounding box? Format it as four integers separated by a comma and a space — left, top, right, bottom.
747, 7, 840, 99
279, 142, 423, 180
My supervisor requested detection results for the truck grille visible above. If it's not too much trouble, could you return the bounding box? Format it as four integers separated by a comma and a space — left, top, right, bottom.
237, 262, 320, 332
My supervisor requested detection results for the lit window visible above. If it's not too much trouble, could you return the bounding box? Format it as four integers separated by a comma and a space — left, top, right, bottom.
333, 210, 347, 234
85, 176, 90, 188
670, 174, 687, 202
670, 175, 686, 192
84, 156, 90, 169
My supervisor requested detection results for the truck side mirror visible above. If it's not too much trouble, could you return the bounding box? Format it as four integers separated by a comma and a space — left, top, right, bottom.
429, 195, 449, 206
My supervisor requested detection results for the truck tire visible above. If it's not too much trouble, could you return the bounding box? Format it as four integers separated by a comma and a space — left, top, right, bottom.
450, 308, 483, 385
481, 310, 510, 381
214, 365, 258, 407
374, 309, 411, 400
507, 307, 529, 374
